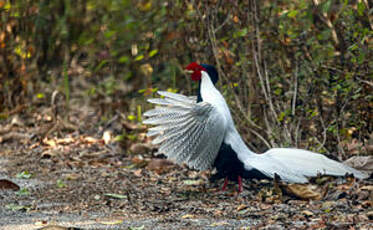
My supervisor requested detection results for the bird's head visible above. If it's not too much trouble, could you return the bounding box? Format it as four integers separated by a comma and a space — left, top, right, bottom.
185, 62, 219, 85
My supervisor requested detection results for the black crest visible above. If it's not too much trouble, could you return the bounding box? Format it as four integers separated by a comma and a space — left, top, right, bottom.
201, 64, 219, 85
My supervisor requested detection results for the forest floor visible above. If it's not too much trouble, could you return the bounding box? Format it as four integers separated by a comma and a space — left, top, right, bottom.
0, 94, 372, 230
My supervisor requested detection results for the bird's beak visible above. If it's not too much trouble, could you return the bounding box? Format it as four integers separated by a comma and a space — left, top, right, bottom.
184, 69, 193, 74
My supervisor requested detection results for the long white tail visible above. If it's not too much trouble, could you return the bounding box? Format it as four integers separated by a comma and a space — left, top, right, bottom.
247, 148, 369, 183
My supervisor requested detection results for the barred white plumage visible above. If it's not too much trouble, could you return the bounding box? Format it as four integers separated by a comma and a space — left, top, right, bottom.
144, 90, 225, 170
143, 62, 369, 192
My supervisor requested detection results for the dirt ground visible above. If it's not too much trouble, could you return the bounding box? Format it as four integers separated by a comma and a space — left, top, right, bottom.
0, 99, 372, 230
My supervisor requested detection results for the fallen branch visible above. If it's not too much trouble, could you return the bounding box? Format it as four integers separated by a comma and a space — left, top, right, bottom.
0, 132, 31, 143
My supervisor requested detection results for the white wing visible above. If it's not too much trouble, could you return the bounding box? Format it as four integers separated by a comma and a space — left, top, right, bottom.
247, 148, 369, 183
143, 91, 227, 170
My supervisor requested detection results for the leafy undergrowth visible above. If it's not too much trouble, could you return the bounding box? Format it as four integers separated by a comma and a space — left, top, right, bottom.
0, 102, 372, 230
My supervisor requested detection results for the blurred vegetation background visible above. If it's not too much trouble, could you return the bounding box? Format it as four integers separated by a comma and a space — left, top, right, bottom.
0, 0, 371, 157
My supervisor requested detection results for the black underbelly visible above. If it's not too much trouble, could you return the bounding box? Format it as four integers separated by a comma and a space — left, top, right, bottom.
211, 142, 270, 181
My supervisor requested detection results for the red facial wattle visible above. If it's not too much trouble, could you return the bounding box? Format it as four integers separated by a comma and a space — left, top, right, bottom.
191, 71, 202, 81
185, 62, 206, 81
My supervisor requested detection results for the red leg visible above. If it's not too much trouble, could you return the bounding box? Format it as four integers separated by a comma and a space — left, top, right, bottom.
222, 177, 229, 191
237, 176, 243, 193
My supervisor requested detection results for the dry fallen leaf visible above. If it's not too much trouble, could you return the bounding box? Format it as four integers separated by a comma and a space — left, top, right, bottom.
0, 132, 30, 143
140, 63, 153, 77
43, 138, 57, 147
34, 220, 48, 226
183, 179, 204, 185
122, 121, 139, 130
360, 185, 373, 191
181, 214, 195, 219
0, 179, 20, 191
38, 225, 70, 230
214, 210, 224, 216
83, 136, 100, 144
233, 15, 239, 23
131, 156, 148, 168
104, 193, 127, 199
367, 211, 373, 219
146, 159, 175, 174
210, 221, 228, 227
362, 200, 372, 208
321, 201, 336, 211
130, 143, 153, 155
302, 210, 314, 216
133, 169, 143, 177
344, 156, 373, 174
282, 184, 323, 200
56, 137, 75, 144
11, 115, 25, 127
65, 173, 80, 180
259, 203, 272, 210
41, 149, 60, 158
88, 159, 109, 168
98, 219, 124, 225
236, 204, 248, 211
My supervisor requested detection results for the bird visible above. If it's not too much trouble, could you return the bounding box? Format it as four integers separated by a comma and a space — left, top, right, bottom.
143, 62, 368, 193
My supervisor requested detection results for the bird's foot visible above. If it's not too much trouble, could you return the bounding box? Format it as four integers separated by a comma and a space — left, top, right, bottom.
221, 177, 229, 191
237, 176, 243, 193
220, 176, 243, 194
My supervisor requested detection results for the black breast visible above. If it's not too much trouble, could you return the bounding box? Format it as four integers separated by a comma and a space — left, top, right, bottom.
211, 142, 270, 182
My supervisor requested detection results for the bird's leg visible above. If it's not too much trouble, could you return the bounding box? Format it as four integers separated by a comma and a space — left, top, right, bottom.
221, 177, 229, 191
237, 176, 243, 193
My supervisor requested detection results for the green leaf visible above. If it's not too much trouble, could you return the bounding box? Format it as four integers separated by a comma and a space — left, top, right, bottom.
233, 28, 248, 38
322, 0, 332, 13
310, 110, 319, 118
4, 2, 11, 11
357, 2, 366, 16
137, 105, 142, 122
81, 37, 94, 46
278, 112, 286, 122
127, 115, 136, 121
134, 55, 144, 61
118, 55, 129, 63
57, 179, 66, 188
287, 10, 298, 18
148, 49, 158, 57
238, 209, 249, 215
95, 60, 108, 71
348, 44, 358, 51
183, 179, 203, 185
319, 29, 331, 40
16, 171, 32, 179
6, 204, 28, 211
36, 93, 45, 99
324, 208, 332, 213
129, 225, 145, 230
166, 88, 178, 93
104, 193, 127, 199
126, 134, 137, 141
16, 188, 29, 196
114, 134, 125, 142
274, 88, 282, 95
104, 30, 116, 38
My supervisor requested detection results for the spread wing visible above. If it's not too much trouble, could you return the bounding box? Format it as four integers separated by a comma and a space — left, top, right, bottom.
143, 91, 226, 170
